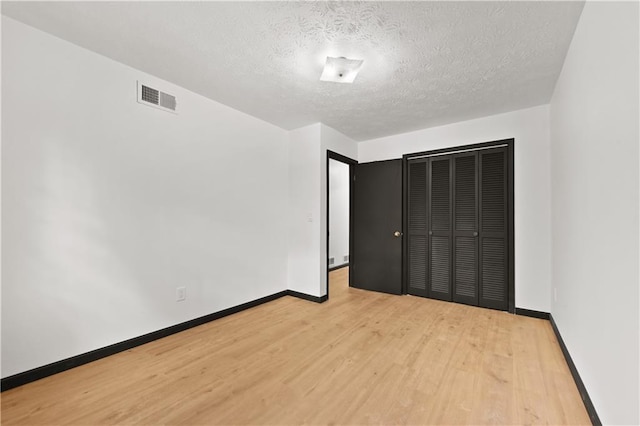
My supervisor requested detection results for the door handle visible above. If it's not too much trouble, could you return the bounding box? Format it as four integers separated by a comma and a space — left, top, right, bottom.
473, 232, 478, 237
394, 231, 403, 237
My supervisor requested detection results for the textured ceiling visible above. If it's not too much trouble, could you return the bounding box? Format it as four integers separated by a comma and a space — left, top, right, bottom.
2, 1, 584, 141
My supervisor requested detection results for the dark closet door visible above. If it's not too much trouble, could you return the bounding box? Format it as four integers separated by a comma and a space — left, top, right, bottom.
407, 160, 428, 297
479, 148, 508, 310
404, 141, 511, 312
351, 160, 403, 295
452, 153, 479, 306
407, 157, 453, 301
428, 157, 453, 301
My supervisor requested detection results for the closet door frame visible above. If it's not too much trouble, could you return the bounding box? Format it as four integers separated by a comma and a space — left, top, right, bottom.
401, 138, 515, 313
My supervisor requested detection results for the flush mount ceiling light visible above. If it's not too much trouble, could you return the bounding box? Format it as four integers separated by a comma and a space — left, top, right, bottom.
320, 56, 364, 83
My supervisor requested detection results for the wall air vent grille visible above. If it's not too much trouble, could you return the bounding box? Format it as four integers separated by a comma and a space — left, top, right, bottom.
141, 85, 159, 104
137, 81, 177, 113
160, 92, 177, 110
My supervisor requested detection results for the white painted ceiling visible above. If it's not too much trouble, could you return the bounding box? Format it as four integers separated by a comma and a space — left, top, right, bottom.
2, 1, 584, 141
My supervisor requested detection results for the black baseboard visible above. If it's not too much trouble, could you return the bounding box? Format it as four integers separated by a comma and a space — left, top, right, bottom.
515, 307, 550, 320
2, 288, 326, 392
286, 290, 328, 303
328, 263, 349, 272
549, 314, 601, 426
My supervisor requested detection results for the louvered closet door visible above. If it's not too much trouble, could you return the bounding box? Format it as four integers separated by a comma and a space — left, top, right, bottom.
428, 157, 452, 300
407, 160, 428, 297
479, 148, 508, 310
452, 153, 479, 306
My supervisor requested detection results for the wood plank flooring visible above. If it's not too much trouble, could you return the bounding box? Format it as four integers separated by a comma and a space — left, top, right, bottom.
1, 267, 590, 425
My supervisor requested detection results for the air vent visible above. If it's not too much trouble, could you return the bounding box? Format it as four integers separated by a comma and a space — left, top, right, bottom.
159, 92, 176, 110
141, 85, 159, 104
343, 255, 349, 262
329, 257, 335, 265
137, 81, 177, 113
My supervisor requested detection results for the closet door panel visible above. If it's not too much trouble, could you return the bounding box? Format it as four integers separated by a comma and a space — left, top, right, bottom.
481, 237, 506, 304
452, 153, 478, 305
428, 157, 452, 300
430, 236, 450, 295
454, 236, 477, 300
479, 148, 508, 310
408, 236, 427, 294
407, 161, 428, 296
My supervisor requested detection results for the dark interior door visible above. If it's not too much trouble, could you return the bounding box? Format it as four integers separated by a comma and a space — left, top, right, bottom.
351, 160, 402, 295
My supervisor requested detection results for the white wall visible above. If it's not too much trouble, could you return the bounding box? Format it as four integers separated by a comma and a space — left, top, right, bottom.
549, 2, 639, 424
1, 17, 290, 378
359, 105, 552, 312
329, 160, 350, 268
287, 124, 322, 296
320, 125, 357, 294
287, 124, 357, 297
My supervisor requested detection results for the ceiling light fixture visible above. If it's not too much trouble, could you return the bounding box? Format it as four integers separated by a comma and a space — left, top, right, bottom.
320, 56, 364, 83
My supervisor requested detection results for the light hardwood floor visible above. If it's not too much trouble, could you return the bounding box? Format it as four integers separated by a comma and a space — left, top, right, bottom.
2, 267, 589, 425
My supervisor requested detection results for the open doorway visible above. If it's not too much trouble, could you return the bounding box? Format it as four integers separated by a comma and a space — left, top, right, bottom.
326, 151, 356, 299
329, 159, 350, 271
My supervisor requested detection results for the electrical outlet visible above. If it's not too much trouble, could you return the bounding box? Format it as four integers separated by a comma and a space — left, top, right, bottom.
176, 286, 186, 302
